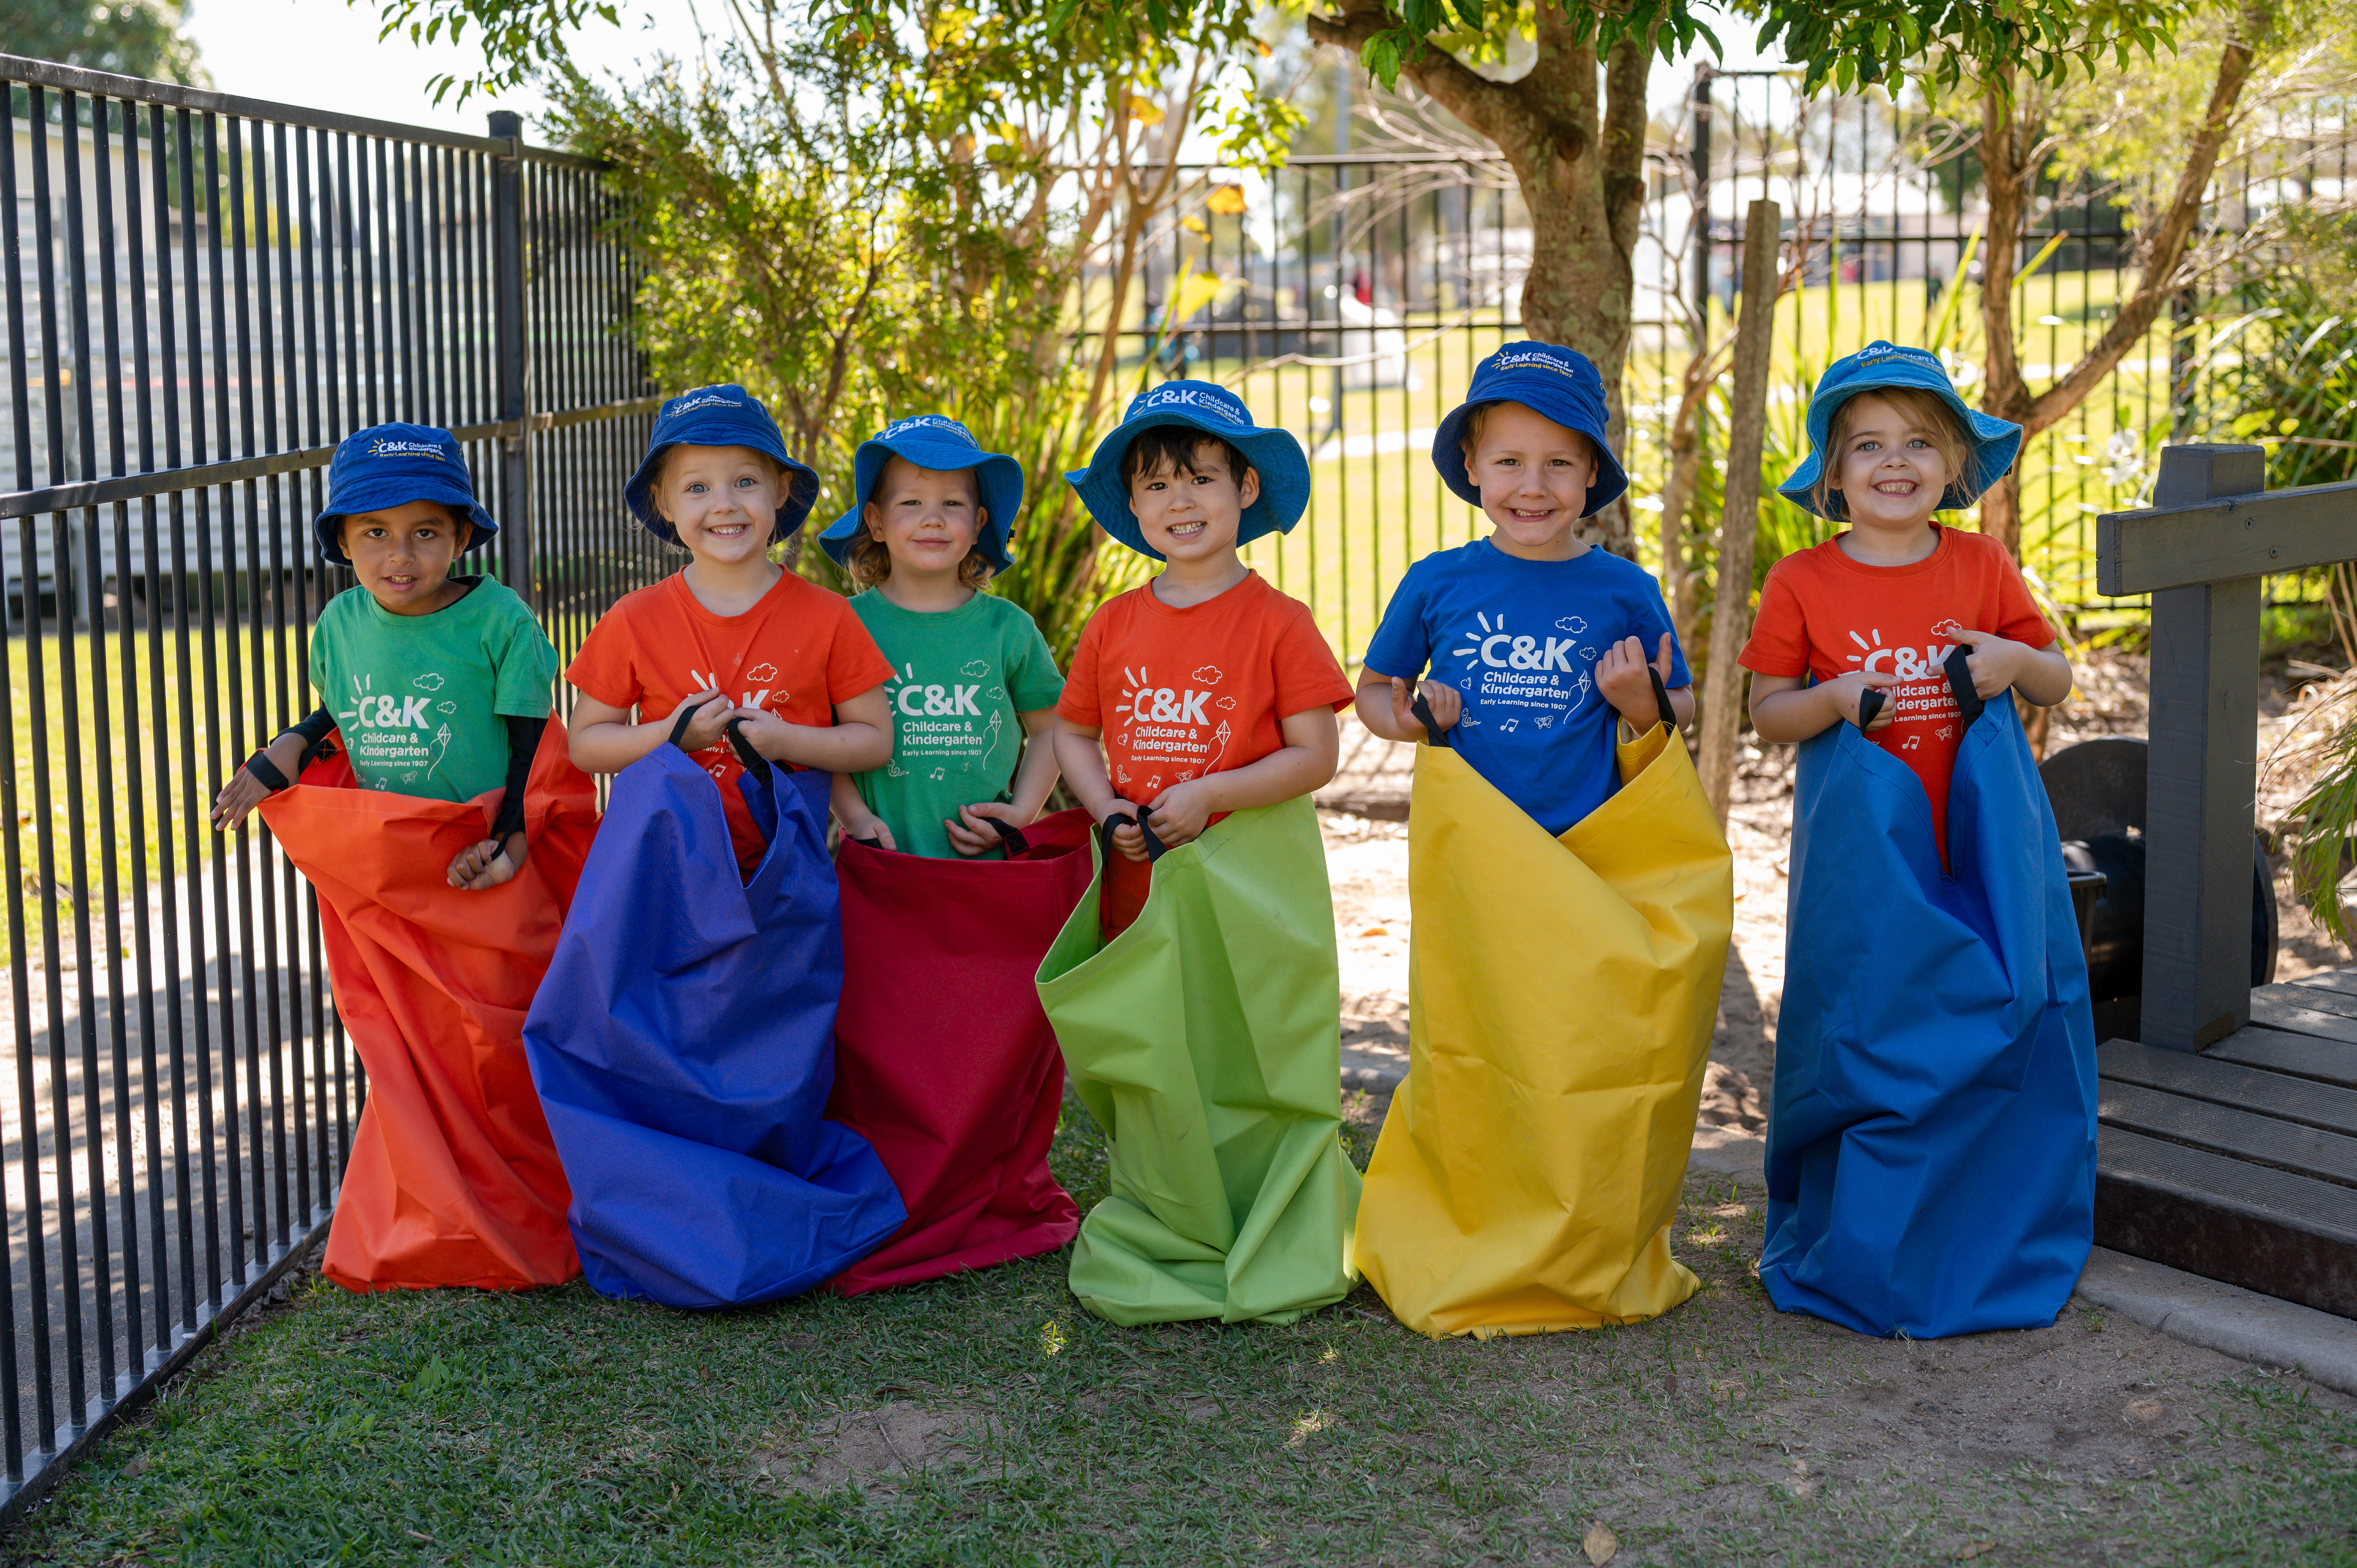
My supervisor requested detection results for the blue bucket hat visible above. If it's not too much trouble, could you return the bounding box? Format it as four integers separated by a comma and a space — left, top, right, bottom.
1779, 341, 2023, 519
1063, 380, 1311, 561
1431, 341, 1628, 517
817, 415, 1025, 574
313, 422, 498, 565
624, 384, 820, 543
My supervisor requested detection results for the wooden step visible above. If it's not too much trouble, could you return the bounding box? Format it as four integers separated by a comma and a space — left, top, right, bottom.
2095, 1125, 2357, 1319
2097, 1039, 2357, 1136
2205, 1026, 2357, 1091
2248, 989, 2357, 1046
2099, 1079, 2357, 1188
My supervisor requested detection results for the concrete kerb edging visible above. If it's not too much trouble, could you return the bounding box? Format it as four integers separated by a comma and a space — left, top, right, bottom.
1676, 1131, 2357, 1394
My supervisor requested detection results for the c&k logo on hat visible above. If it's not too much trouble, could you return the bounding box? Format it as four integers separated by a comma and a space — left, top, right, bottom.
882, 415, 972, 443
365, 438, 446, 460
665, 390, 744, 417
1852, 342, 1938, 369
1132, 385, 1244, 425
1490, 346, 1587, 381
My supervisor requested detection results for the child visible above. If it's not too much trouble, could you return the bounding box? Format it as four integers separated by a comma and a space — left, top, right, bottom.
813, 415, 1090, 1294
562, 384, 894, 862
1347, 343, 1733, 1338
523, 385, 907, 1308
1036, 380, 1360, 1326
210, 422, 585, 1293
818, 415, 1065, 857
1353, 341, 1694, 808
1740, 340, 2096, 1338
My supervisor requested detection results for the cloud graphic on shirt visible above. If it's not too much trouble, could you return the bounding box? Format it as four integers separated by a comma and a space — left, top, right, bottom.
436, 701, 457, 715
1555, 616, 1586, 634
961, 660, 990, 678
1580, 645, 1598, 660
412, 672, 445, 692
1928, 619, 1965, 641
1217, 696, 1236, 710
1191, 665, 1224, 686
986, 686, 1006, 702
745, 663, 778, 683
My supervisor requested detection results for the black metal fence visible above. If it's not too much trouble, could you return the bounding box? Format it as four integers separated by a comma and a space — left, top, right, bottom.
0, 52, 657, 1515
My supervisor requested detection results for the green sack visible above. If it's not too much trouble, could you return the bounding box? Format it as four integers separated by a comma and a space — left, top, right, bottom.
1036, 795, 1360, 1326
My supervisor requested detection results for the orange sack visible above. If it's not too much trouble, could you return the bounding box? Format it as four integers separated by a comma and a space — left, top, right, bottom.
260, 722, 593, 1292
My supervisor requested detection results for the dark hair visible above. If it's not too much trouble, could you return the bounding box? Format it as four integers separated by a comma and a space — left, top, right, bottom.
1118, 427, 1254, 491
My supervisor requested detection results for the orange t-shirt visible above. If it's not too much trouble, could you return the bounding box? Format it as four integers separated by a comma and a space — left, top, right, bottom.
1059, 571, 1352, 936
1739, 526, 2053, 858
568, 570, 894, 872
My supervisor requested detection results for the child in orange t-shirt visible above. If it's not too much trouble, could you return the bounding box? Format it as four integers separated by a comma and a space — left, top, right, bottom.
1736, 341, 2096, 1342
1053, 382, 1354, 937
565, 385, 894, 874
1740, 346, 2069, 859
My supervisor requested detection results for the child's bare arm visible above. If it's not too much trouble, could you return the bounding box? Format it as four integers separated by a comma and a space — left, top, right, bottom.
1143, 706, 1340, 847
947, 708, 1062, 856
1749, 670, 1898, 742
566, 689, 733, 774
830, 770, 894, 850
1354, 669, 1461, 742
731, 685, 893, 773
1055, 719, 1147, 862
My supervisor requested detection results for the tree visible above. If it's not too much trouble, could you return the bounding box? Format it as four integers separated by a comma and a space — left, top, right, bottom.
0, 0, 208, 84
1959, 0, 2349, 552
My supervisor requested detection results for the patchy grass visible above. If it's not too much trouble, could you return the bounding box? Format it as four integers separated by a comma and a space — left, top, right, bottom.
10, 1100, 2356, 1567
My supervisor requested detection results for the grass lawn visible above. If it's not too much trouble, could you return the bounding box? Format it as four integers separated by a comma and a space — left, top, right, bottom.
11, 1101, 2355, 1566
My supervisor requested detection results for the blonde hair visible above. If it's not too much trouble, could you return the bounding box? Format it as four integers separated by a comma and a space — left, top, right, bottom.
1813, 387, 1972, 519
842, 529, 995, 590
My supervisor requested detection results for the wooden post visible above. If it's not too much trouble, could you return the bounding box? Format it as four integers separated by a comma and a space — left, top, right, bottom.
1696, 197, 1780, 823
2140, 443, 2267, 1051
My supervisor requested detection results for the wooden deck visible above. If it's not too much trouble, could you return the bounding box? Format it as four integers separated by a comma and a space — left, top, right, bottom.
2097, 969, 2357, 1319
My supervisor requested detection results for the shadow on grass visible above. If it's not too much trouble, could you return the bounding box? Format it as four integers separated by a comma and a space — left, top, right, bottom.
10, 1095, 2356, 1567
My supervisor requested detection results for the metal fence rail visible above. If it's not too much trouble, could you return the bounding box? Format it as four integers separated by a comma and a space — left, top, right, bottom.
0, 52, 657, 1517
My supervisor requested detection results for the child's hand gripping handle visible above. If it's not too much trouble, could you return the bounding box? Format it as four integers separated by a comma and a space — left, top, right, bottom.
666, 704, 774, 786
1855, 687, 1886, 731
1942, 643, 1985, 731
1098, 809, 1168, 865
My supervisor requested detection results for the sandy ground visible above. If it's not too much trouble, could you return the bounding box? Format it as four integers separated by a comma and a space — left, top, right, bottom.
1319, 648, 2355, 1137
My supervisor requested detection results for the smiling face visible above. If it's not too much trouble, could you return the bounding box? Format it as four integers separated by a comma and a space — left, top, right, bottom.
862, 456, 983, 582
1125, 437, 1259, 564
1463, 401, 1597, 559
653, 443, 788, 565
341, 498, 472, 616
1823, 390, 1967, 536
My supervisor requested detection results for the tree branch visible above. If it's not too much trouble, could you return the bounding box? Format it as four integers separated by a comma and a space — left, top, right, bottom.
1303, 4, 1588, 165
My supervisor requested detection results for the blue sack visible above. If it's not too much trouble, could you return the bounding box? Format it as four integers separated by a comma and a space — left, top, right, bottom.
522, 730, 905, 1308
1762, 658, 2096, 1338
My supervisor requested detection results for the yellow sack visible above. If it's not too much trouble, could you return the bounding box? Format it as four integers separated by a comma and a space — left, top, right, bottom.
1354, 715, 1733, 1338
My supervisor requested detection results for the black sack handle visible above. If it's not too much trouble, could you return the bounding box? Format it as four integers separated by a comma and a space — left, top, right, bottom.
665, 705, 774, 787
1943, 641, 1986, 731
1853, 644, 1986, 733
1645, 666, 1677, 731
1098, 808, 1169, 865
982, 814, 1033, 859
1410, 692, 1450, 749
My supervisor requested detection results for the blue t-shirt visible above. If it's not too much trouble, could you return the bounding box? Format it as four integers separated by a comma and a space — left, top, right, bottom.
1364, 538, 1690, 835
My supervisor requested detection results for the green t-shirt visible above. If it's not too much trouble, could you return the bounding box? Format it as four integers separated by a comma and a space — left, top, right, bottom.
309, 578, 558, 802
850, 589, 1064, 860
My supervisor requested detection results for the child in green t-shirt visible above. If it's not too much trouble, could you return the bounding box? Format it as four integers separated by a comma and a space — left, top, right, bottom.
210, 422, 559, 890
816, 416, 1064, 859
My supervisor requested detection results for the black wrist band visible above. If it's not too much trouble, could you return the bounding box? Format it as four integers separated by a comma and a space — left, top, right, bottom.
244, 751, 292, 793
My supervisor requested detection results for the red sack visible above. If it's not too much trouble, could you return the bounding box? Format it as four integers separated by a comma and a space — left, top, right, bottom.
826, 808, 1094, 1294
260, 722, 594, 1292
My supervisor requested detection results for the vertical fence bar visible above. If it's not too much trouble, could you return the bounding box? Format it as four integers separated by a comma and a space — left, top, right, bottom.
490, 113, 529, 589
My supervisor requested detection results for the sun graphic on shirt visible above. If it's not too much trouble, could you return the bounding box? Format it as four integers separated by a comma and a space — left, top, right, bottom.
1113, 665, 1154, 741
1449, 611, 1506, 669
1844, 628, 1883, 667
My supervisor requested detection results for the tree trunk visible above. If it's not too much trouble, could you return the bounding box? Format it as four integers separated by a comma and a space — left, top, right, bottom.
1306, 6, 1652, 556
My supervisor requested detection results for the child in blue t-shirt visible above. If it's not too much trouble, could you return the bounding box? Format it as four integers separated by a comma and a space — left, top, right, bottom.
1358, 341, 1692, 824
